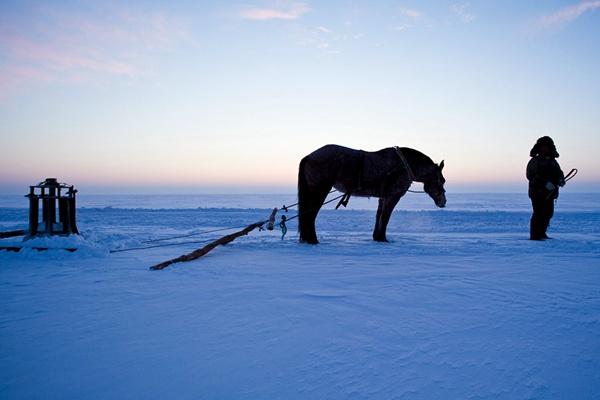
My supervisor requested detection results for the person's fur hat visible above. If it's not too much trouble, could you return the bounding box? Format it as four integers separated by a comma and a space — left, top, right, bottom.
530, 136, 559, 158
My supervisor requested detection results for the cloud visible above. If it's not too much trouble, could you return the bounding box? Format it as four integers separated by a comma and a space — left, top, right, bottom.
538, 0, 600, 28
0, 5, 189, 98
399, 7, 422, 19
239, 2, 310, 20
451, 3, 476, 23
1, 33, 138, 76
293, 24, 363, 53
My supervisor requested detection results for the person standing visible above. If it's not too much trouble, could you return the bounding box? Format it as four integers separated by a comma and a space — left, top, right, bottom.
526, 136, 565, 240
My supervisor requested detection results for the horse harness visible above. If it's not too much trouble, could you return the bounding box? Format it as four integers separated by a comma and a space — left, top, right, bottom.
336, 150, 365, 209
394, 146, 416, 183
335, 147, 420, 209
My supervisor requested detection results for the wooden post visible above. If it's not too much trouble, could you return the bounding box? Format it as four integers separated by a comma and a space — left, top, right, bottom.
47, 181, 57, 234
41, 187, 50, 233
27, 187, 38, 236
59, 197, 69, 233
25, 179, 79, 238
68, 188, 79, 234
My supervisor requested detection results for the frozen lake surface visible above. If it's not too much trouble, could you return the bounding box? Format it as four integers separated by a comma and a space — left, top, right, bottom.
1, 193, 599, 399
1, 192, 600, 211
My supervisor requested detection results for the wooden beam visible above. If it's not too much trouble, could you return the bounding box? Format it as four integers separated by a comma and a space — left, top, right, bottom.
0, 246, 77, 252
266, 207, 278, 230
150, 220, 266, 270
0, 230, 26, 239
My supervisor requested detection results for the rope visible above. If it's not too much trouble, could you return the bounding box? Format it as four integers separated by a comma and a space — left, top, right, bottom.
137, 189, 342, 245
141, 225, 251, 244
283, 192, 347, 222
112, 189, 343, 252
281, 189, 337, 212
137, 149, 426, 246
111, 149, 432, 252
110, 237, 219, 253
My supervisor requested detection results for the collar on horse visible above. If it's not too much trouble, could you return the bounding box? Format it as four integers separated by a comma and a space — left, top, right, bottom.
394, 146, 416, 182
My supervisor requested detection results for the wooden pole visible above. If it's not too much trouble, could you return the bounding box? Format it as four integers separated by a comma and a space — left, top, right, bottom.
0, 230, 26, 239
150, 220, 266, 270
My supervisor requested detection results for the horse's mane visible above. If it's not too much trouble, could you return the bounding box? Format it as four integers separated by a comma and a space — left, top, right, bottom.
398, 147, 434, 166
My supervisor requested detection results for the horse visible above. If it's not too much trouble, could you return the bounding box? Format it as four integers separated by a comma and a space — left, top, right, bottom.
297, 144, 447, 244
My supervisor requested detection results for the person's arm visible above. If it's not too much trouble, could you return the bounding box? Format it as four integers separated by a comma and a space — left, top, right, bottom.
555, 160, 565, 186
526, 158, 538, 182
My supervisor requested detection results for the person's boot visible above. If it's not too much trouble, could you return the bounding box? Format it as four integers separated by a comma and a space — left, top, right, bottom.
530, 222, 543, 240
530, 229, 544, 240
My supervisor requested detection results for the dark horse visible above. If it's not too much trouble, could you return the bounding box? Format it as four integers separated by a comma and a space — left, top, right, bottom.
298, 144, 446, 244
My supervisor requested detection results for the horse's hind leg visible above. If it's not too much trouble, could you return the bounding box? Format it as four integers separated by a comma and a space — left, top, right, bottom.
373, 195, 401, 242
299, 184, 331, 244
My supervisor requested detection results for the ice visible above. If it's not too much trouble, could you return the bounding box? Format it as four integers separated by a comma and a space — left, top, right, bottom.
1, 194, 599, 399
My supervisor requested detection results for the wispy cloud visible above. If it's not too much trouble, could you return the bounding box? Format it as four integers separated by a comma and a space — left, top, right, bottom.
0, 5, 188, 98
538, 1, 600, 28
451, 3, 476, 23
293, 24, 363, 53
399, 7, 422, 19
392, 6, 423, 32
239, 2, 310, 20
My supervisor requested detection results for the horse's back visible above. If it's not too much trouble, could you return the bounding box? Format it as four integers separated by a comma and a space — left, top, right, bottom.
307, 144, 356, 159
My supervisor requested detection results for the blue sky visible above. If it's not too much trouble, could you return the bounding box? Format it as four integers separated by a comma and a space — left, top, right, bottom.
1, 1, 599, 193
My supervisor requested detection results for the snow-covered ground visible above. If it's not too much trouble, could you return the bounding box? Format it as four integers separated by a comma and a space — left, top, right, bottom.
1, 193, 599, 399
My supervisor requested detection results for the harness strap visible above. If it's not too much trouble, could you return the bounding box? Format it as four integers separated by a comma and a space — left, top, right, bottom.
335, 192, 352, 209
355, 150, 366, 191
394, 146, 416, 182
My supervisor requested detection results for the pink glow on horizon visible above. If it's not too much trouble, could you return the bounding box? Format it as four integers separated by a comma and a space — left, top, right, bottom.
0, 6, 188, 97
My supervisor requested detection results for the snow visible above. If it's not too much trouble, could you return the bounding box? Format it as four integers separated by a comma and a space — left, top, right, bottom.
1, 193, 600, 399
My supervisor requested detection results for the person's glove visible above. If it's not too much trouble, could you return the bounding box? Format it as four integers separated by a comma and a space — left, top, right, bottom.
545, 182, 556, 191
559, 180, 566, 187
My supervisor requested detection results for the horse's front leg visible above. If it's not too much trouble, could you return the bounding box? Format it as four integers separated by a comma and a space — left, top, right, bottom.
373, 194, 401, 242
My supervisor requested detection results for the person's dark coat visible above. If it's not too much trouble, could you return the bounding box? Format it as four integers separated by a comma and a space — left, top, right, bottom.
526, 156, 564, 199
527, 136, 565, 240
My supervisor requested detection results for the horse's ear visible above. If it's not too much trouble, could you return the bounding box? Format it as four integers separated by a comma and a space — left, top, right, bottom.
439, 160, 445, 170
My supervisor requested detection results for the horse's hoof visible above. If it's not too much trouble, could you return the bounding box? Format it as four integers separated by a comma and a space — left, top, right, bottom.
373, 237, 389, 243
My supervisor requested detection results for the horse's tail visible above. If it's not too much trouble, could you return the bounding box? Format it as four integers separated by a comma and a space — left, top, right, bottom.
297, 156, 313, 243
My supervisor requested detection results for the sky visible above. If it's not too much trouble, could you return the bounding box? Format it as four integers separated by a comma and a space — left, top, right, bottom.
1, 0, 599, 194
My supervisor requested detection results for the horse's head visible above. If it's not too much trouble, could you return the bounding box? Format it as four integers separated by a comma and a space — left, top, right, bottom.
423, 160, 446, 208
